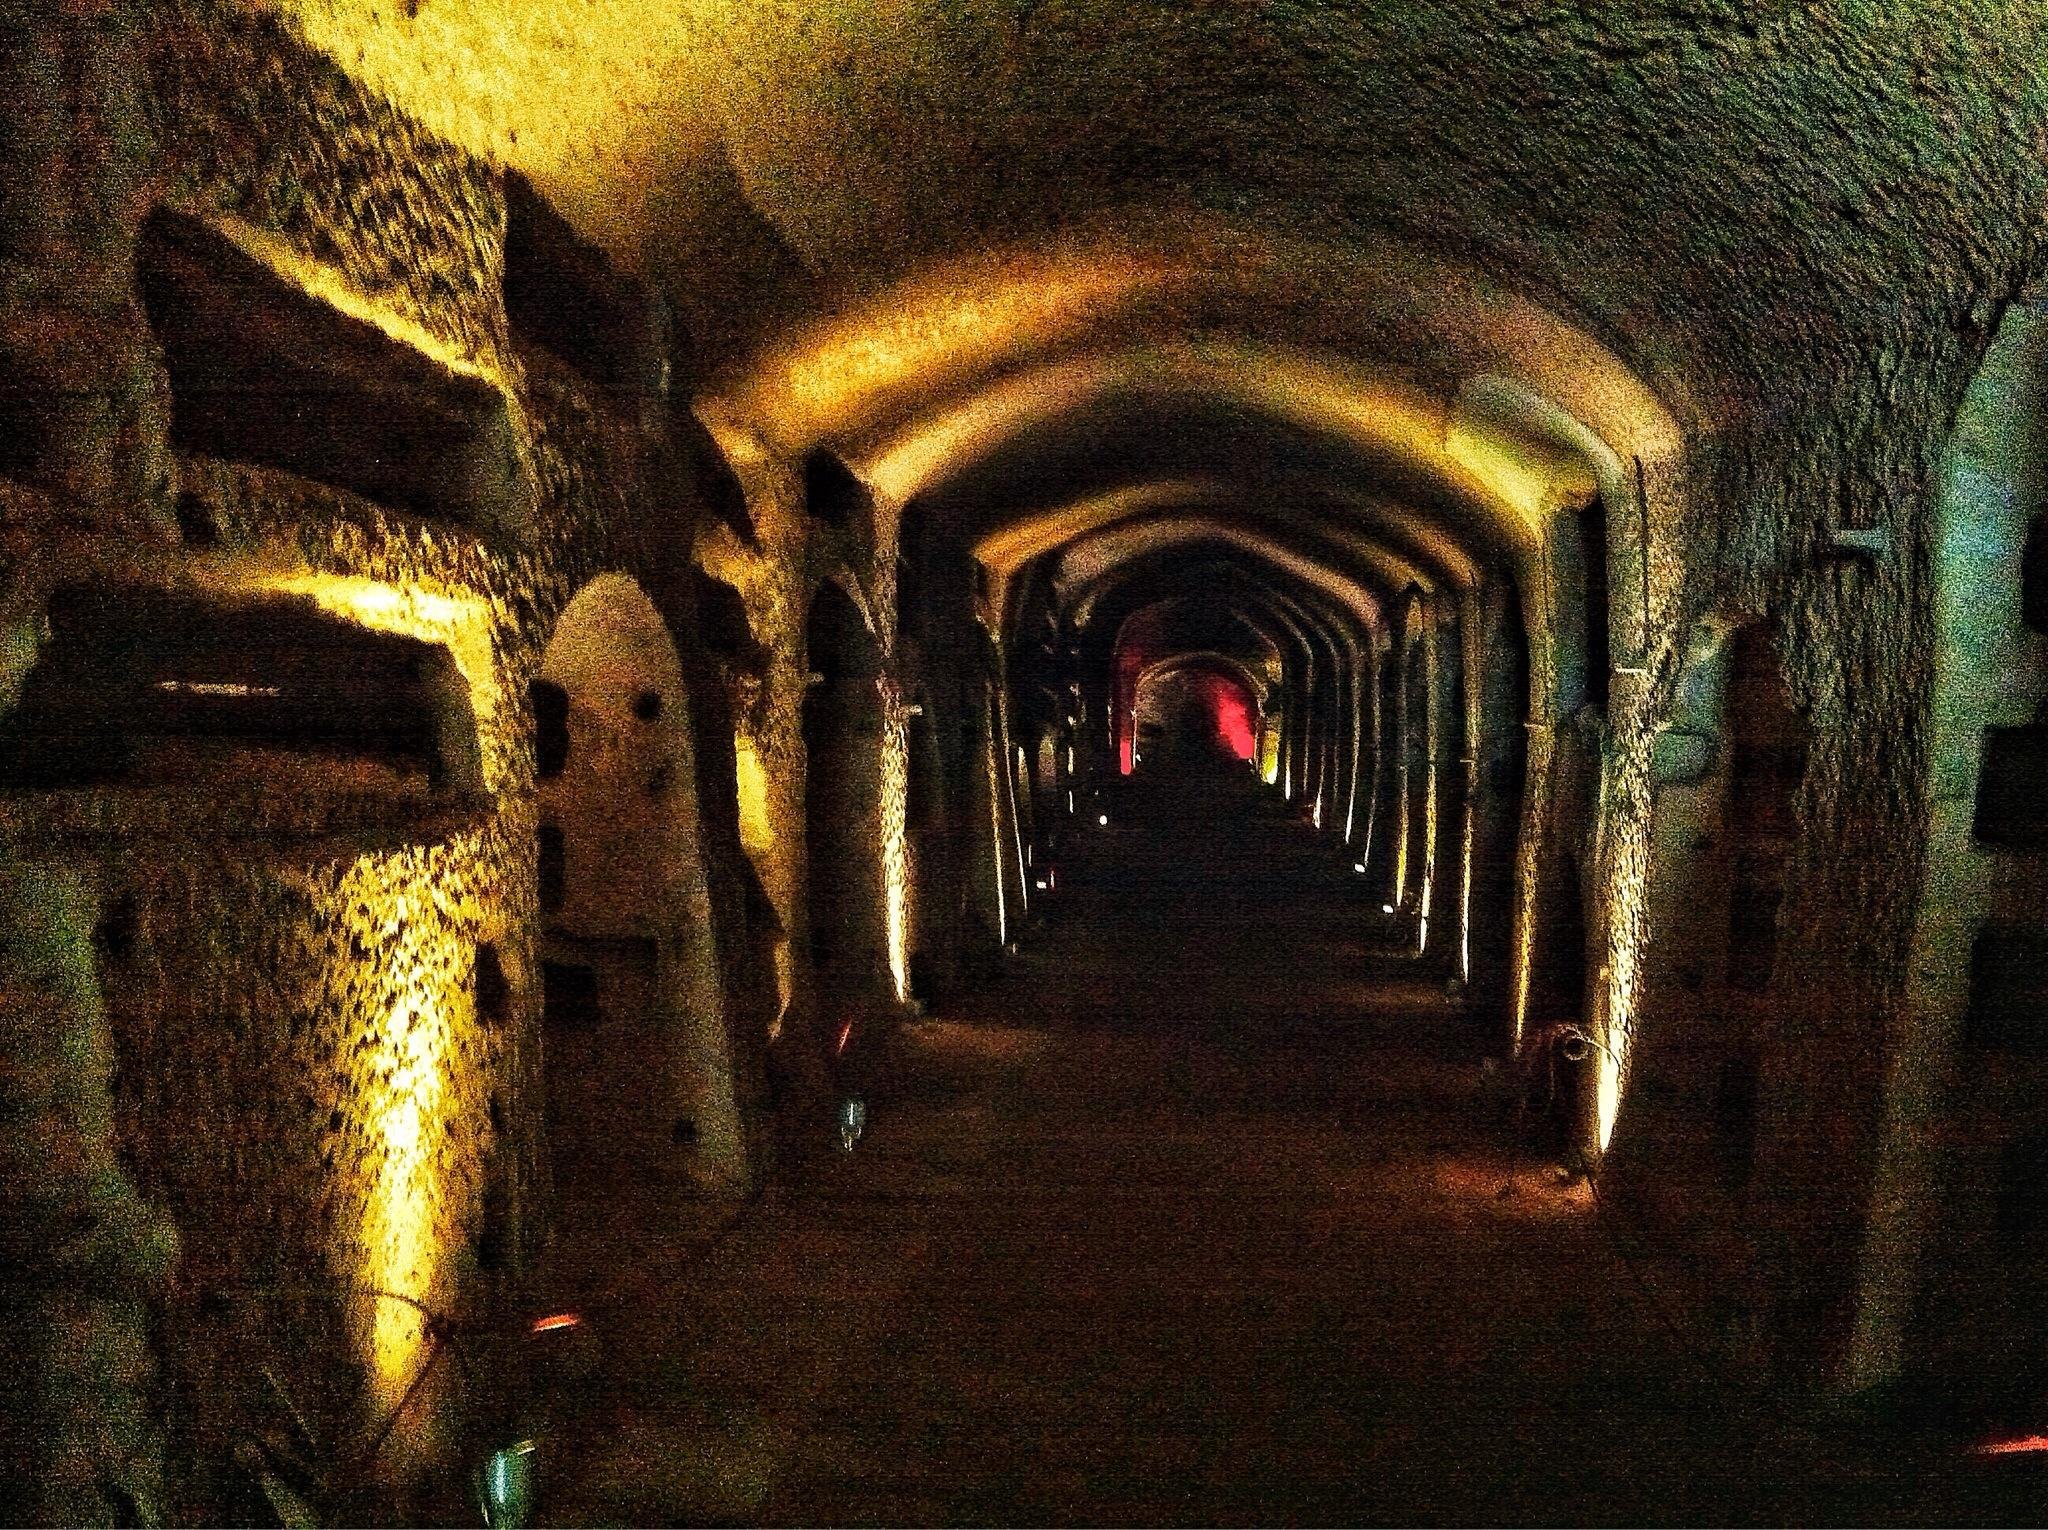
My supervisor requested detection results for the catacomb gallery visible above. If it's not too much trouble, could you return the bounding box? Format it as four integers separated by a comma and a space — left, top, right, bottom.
4, 3, 2048, 1524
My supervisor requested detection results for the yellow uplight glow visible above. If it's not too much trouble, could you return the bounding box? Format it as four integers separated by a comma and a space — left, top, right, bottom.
881, 705, 912, 1004
719, 220, 1684, 502
864, 341, 1562, 548
734, 736, 776, 855
1443, 408, 1598, 534
733, 732, 795, 1030
986, 729, 1008, 945
271, 0, 732, 268
250, 573, 502, 783
205, 214, 509, 385
1595, 845, 1649, 1157
333, 858, 461, 1417
1597, 1033, 1623, 1155
1417, 754, 1437, 941
741, 256, 1167, 452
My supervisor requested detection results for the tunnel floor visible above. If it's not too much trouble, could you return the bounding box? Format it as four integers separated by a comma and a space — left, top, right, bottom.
545, 768, 2027, 1526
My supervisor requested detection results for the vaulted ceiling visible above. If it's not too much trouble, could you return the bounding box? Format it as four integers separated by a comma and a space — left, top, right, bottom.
267, 1, 2048, 432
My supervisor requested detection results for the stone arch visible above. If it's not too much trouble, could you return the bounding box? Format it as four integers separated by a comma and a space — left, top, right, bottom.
533, 573, 747, 1227
1394, 588, 1435, 929
1853, 297, 2048, 1391
733, 230, 1675, 1172
901, 687, 948, 1003
1132, 653, 1263, 773
1469, 572, 1533, 1042
1605, 612, 1801, 1276
802, 578, 894, 1045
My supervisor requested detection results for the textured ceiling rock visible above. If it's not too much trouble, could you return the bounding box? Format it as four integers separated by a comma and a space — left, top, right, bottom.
259, 1, 2048, 432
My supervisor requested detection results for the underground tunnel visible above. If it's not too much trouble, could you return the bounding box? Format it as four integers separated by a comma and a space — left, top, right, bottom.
6, 4, 2048, 1525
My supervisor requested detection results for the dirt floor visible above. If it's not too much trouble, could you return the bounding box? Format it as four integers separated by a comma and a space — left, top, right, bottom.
542, 768, 2045, 1525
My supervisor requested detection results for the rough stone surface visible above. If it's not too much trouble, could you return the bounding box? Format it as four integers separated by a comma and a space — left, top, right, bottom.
9, 0, 2048, 1514
0, 4, 754, 1513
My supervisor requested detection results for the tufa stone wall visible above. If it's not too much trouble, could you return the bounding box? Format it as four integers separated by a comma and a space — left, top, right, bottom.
0, 0, 774, 1515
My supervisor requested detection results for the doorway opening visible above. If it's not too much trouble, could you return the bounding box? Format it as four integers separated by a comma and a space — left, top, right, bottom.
534, 575, 745, 1262
803, 582, 891, 1050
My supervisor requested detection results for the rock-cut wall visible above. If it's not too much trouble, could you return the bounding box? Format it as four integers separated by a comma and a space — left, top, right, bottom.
0, 2, 720, 1517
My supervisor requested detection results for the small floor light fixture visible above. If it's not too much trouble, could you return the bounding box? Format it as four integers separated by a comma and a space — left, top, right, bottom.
838, 1095, 867, 1152
478, 1439, 537, 1529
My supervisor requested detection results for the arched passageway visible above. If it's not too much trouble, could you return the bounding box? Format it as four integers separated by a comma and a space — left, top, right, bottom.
533, 576, 746, 1257
1132, 656, 1260, 773
11, 10, 2048, 1523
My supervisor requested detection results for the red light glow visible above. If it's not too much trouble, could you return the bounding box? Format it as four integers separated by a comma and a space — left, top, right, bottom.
1973, 1434, 2048, 1457
1165, 664, 1258, 762
531, 1312, 582, 1334
1211, 679, 1257, 760
1116, 642, 1146, 775
1120, 643, 1260, 771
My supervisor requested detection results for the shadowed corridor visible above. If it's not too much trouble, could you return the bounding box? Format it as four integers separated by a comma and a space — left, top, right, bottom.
546, 770, 2022, 1526
15, 15, 2048, 1525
